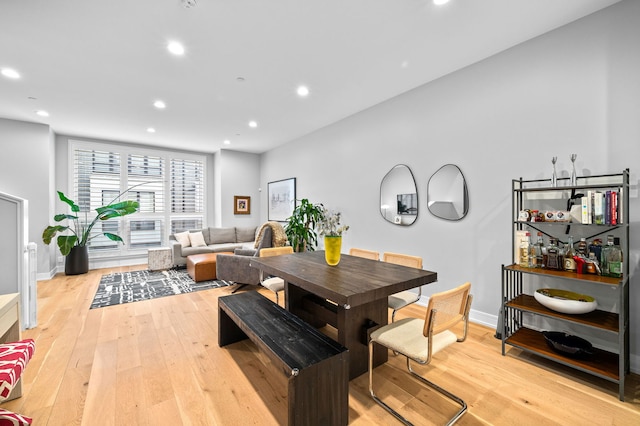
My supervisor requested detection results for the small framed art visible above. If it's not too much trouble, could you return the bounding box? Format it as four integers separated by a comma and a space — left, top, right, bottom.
267, 177, 296, 221
234, 196, 251, 215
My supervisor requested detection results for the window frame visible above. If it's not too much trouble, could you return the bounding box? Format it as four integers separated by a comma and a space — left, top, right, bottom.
68, 140, 207, 258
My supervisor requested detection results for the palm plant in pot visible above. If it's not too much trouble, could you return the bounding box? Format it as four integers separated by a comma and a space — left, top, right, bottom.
42, 190, 139, 275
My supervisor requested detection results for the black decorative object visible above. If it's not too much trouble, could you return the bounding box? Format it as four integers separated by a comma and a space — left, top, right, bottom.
542, 331, 593, 357
65, 245, 89, 275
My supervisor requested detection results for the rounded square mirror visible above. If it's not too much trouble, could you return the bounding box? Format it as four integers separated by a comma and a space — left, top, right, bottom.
427, 164, 469, 221
380, 164, 418, 226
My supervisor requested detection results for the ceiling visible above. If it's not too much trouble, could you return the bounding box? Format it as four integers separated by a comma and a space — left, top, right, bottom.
0, 0, 621, 154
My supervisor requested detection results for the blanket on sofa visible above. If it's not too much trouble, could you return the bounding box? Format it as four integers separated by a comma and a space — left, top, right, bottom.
255, 221, 288, 248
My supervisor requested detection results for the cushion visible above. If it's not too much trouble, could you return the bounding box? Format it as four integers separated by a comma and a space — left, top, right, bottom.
0, 339, 36, 399
236, 226, 257, 243
209, 227, 236, 244
189, 231, 207, 248
370, 318, 457, 363
174, 231, 191, 248
0, 409, 32, 425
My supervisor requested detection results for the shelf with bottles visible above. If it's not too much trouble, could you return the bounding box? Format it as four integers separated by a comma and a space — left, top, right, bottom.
504, 264, 623, 286
503, 169, 629, 401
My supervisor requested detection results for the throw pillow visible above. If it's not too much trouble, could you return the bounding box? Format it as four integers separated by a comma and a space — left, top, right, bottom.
236, 226, 257, 243
189, 231, 207, 248
174, 231, 191, 248
0, 409, 32, 425
209, 227, 237, 244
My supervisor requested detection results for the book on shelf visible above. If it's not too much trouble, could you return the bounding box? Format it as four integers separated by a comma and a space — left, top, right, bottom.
581, 194, 592, 224
581, 189, 622, 225
593, 191, 604, 225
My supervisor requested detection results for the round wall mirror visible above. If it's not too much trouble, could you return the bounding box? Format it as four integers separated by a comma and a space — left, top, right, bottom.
427, 164, 469, 221
380, 164, 418, 226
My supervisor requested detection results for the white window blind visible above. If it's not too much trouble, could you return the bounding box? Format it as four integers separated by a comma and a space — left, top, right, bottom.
73, 148, 122, 251
170, 158, 204, 234
127, 153, 165, 248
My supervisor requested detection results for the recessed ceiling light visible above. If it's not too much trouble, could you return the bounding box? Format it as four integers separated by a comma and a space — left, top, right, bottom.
153, 100, 166, 109
236, 77, 245, 82
248, 121, 258, 128
433, 0, 450, 5
167, 41, 185, 56
224, 140, 231, 145
35, 110, 49, 117
1, 68, 21, 79
147, 127, 156, 133
297, 85, 310, 97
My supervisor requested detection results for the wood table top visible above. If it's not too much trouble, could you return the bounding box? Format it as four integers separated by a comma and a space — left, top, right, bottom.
250, 251, 437, 307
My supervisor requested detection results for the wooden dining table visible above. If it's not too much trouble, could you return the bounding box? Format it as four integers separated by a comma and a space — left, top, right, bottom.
250, 251, 438, 379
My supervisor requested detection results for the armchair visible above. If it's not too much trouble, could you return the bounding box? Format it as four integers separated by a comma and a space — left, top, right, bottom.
216, 222, 288, 292
216, 227, 272, 292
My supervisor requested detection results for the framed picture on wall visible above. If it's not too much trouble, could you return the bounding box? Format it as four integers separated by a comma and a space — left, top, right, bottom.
234, 195, 251, 215
268, 177, 296, 221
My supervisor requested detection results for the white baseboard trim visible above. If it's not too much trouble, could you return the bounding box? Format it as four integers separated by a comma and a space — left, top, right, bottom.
39, 255, 148, 281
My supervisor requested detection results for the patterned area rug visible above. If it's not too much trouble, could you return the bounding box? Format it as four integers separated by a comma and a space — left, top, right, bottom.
90, 269, 232, 309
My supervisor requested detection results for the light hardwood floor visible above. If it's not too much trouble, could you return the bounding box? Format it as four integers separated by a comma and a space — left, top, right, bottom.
3, 264, 639, 425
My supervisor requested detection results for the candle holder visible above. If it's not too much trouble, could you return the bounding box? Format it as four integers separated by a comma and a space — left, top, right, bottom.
570, 154, 577, 186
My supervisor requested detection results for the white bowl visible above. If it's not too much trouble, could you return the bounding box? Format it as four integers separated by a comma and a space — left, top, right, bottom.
534, 288, 597, 314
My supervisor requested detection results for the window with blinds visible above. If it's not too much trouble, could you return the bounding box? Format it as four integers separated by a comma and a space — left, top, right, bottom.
70, 141, 206, 256
170, 158, 204, 234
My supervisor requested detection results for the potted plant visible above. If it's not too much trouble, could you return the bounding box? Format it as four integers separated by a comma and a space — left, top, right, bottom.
42, 190, 140, 275
317, 207, 349, 266
284, 198, 324, 252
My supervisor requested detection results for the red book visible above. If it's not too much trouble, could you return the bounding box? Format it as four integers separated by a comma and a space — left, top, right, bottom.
611, 191, 617, 225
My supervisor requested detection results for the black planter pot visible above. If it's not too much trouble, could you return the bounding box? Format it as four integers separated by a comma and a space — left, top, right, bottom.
65, 245, 89, 275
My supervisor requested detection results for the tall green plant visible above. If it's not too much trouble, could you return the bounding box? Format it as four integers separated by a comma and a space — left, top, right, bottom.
42, 189, 140, 256
284, 199, 324, 252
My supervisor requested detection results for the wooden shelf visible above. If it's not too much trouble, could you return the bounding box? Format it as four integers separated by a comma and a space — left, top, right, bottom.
504, 264, 623, 286
505, 294, 619, 333
505, 327, 619, 382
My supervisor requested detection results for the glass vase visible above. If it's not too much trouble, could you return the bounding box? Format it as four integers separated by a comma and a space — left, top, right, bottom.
324, 236, 342, 266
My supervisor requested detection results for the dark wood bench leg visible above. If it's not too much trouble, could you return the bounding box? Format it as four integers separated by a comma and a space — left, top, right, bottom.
218, 305, 248, 346
289, 353, 349, 426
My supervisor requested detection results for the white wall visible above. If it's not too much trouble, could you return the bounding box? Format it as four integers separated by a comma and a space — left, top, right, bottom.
218, 149, 261, 228
0, 118, 56, 276
259, 1, 640, 366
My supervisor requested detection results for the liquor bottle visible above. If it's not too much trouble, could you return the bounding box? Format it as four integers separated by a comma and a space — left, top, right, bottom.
576, 237, 588, 257
563, 236, 577, 272
586, 252, 600, 274
534, 232, 545, 268
519, 232, 531, 268
606, 237, 623, 278
601, 235, 614, 276
545, 238, 562, 270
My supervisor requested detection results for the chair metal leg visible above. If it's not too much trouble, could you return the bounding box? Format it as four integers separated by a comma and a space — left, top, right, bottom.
407, 358, 467, 426
368, 340, 467, 426
369, 341, 414, 425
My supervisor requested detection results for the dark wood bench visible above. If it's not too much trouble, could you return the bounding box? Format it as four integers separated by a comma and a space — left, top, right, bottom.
218, 291, 349, 425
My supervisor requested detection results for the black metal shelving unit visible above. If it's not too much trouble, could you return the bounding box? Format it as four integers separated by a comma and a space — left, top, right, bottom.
500, 170, 630, 401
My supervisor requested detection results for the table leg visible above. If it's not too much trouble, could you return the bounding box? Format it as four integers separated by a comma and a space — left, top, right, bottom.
286, 282, 388, 380
337, 298, 388, 379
